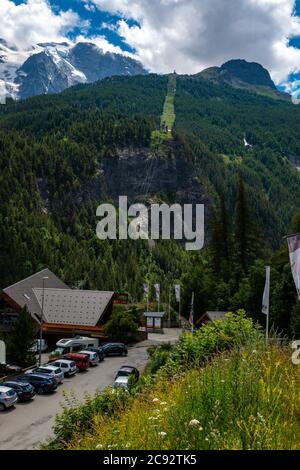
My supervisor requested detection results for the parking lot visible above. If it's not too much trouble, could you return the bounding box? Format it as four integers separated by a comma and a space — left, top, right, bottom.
0, 329, 181, 450
0, 343, 149, 450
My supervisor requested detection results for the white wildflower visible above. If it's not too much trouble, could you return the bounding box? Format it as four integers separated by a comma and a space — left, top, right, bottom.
159, 431, 167, 437
189, 419, 200, 426
153, 398, 160, 403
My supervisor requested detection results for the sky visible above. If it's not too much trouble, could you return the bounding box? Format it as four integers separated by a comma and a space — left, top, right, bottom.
1, 0, 300, 90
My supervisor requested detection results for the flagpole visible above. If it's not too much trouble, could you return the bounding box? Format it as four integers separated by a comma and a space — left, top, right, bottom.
168, 286, 171, 327
262, 266, 270, 344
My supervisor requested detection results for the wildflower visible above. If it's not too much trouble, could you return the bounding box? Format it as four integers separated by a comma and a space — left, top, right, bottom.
96, 444, 103, 449
160, 401, 168, 406
159, 432, 167, 437
221, 380, 225, 383
153, 398, 160, 403
199, 427, 203, 431
252, 350, 258, 354
189, 419, 200, 426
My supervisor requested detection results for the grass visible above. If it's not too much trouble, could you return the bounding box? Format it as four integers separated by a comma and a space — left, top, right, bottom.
222, 154, 243, 165
150, 74, 176, 151
160, 74, 176, 132
67, 340, 300, 450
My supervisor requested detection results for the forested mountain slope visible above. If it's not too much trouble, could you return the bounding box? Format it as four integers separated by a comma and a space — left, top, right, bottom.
1, 71, 300, 332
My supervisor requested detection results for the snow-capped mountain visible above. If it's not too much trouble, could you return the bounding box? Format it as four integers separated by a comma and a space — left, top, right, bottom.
0, 39, 147, 101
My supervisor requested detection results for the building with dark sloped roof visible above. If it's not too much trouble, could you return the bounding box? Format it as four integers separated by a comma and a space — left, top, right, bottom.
0, 269, 114, 339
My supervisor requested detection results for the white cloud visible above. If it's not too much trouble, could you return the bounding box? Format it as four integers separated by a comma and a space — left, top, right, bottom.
89, 0, 300, 83
75, 34, 130, 55
0, 0, 79, 50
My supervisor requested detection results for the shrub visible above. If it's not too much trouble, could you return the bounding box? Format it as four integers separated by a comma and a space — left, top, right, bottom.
44, 387, 130, 449
147, 310, 261, 377
104, 310, 139, 343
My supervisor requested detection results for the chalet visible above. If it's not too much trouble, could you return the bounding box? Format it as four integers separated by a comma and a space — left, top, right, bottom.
196, 311, 227, 327
0, 269, 114, 342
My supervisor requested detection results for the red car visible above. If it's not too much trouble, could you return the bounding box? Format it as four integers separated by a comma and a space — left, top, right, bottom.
63, 353, 89, 371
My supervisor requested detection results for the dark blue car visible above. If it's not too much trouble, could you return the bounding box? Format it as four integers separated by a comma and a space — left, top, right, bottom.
17, 374, 57, 394
2, 380, 36, 402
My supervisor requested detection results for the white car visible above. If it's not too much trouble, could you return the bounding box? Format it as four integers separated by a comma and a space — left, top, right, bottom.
26, 365, 64, 384
112, 376, 130, 389
79, 350, 99, 366
0, 385, 18, 411
50, 359, 77, 377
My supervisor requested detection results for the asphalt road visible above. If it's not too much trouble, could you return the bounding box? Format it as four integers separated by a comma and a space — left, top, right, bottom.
0, 344, 149, 450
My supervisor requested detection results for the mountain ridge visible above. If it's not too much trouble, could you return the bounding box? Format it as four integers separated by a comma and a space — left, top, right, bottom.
0, 40, 147, 100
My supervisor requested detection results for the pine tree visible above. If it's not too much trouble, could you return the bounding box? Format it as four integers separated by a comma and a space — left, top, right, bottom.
210, 199, 232, 277
7, 306, 37, 367
234, 175, 262, 273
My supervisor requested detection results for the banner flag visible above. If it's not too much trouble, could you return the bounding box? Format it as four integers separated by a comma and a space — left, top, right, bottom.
143, 284, 149, 296
154, 284, 160, 302
175, 284, 181, 302
262, 266, 270, 315
287, 235, 300, 300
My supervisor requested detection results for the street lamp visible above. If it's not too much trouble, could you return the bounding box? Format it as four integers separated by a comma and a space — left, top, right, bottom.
39, 276, 48, 366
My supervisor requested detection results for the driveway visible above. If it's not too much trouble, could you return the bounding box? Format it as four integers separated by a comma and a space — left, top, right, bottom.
0, 329, 181, 450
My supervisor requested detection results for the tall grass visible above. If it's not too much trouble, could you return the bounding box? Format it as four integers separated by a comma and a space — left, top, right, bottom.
68, 341, 300, 450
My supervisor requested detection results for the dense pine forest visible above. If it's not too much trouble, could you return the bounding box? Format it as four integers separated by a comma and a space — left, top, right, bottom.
1, 72, 300, 335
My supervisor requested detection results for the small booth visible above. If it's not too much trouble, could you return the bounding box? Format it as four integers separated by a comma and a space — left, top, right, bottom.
144, 312, 165, 334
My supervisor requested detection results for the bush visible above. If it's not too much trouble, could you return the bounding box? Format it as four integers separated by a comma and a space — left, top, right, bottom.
44, 387, 130, 449
104, 309, 139, 343
147, 310, 261, 377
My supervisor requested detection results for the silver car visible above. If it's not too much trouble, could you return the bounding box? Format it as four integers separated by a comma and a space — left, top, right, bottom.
0, 385, 18, 411
26, 365, 64, 384
79, 350, 99, 366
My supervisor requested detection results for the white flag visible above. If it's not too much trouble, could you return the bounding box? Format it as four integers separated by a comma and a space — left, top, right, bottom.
189, 292, 194, 326
154, 284, 160, 302
143, 284, 149, 296
287, 235, 300, 300
175, 284, 181, 302
262, 266, 270, 315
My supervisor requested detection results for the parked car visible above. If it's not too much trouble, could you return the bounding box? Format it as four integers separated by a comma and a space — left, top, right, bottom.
115, 365, 139, 382
79, 350, 99, 366
49, 359, 77, 377
25, 365, 64, 384
17, 374, 57, 394
0, 385, 18, 410
0, 363, 22, 378
85, 346, 105, 362
102, 343, 128, 357
63, 353, 89, 371
2, 380, 35, 402
29, 339, 48, 353
112, 376, 131, 390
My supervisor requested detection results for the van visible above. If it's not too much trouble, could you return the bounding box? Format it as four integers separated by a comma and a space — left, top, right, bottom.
79, 350, 99, 366
63, 353, 90, 372
53, 336, 99, 356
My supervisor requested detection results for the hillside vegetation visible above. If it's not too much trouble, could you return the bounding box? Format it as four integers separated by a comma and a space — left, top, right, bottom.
43, 313, 300, 451
1, 72, 300, 333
